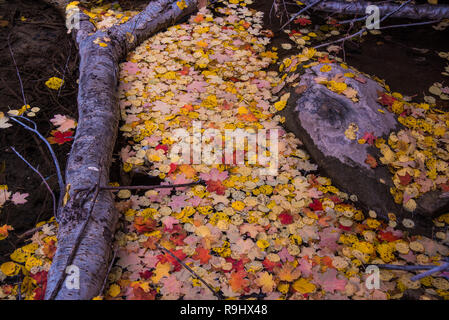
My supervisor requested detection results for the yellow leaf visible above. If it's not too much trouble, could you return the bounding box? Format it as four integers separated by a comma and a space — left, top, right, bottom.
108, 284, 121, 297
292, 278, 316, 294
151, 262, 170, 284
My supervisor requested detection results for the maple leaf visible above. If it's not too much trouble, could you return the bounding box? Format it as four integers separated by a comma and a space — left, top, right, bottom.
309, 199, 323, 211
276, 263, 301, 282
0, 189, 11, 207
159, 249, 186, 268
178, 164, 197, 179
278, 211, 293, 225
229, 270, 248, 293
11, 192, 28, 205
398, 172, 412, 186
200, 168, 228, 181
362, 132, 377, 145
162, 216, 179, 231
294, 17, 312, 26
160, 275, 182, 296
186, 80, 207, 93
42, 239, 56, 259
131, 286, 157, 300
378, 91, 396, 106
168, 194, 189, 212
151, 262, 171, 284
256, 271, 276, 293
0, 224, 13, 240
206, 180, 226, 195
313, 269, 347, 293
365, 154, 378, 169
192, 247, 211, 264
50, 114, 76, 132
133, 216, 158, 234
239, 223, 264, 238
47, 130, 73, 145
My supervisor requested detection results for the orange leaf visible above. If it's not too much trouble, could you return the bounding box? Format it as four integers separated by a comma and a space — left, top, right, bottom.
229, 270, 248, 293
365, 154, 378, 169
276, 263, 301, 282
178, 164, 197, 179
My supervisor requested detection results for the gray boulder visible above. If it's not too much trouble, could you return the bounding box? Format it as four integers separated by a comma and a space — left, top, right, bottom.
280, 63, 448, 234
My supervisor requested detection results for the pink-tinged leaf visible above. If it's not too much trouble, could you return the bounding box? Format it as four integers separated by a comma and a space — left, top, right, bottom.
297, 257, 313, 277
186, 81, 207, 93
160, 275, 182, 295
152, 100, 171, 114
168, 194, 189, 212
162, 216, 179, 230
362, 132, 377, 145
142, 254, 160, 268
120, 145, 136, 163
278, 247, 294, 262
11, 192, 28, 205
308, 187, 323, 199
318, 227, 341, 252
210, 52, 231, 64
122, 62, 139, 75
50, 114, 76, 132
0, 189, 11, 207
117, 251, 141, 269
199, 168, 228, 182
313, 269, 347, 293
239, 223, 264, 238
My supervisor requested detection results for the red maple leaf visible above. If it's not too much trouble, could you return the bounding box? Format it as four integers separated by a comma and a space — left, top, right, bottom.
139, 270, 153, 280
262, 257, 281, 272
48, 130, 73, 145
33, 287, 46, 300
309, 199, 323, 211
179, 66, 190, 75
155, 144, 168, 154
170, 231, 187, 246
133, 217, 158, 234
31, 271, 47, 285
168, 163, 178, 175
279, 211, 293, 225
294, 17, 311, 26
192, 247, 211, 264
142, 236, 159, 250
158, 249, 186, 268
131, 286, 156, 300
378, 92, 396, 107
362, 132, 377, 145
378, 230, 401, 242
398, 172, 412, 186
206, 180, 226, 195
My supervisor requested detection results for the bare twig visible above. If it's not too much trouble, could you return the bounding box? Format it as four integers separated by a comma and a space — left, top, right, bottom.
76, 180, 205, 192
99, 245, 118, 297
377, 258, 449, 282
379, 19, 441, 30
10, 116, 65, 203
411, 262, 449, 282
10, 147, 57, 219
279, 0, 323, 30
7, 34, 27, 106
314, 0, 412, 49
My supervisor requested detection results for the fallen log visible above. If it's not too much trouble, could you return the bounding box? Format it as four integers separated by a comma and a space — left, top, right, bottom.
41, 0, 200, 300
302, 0, 449, 20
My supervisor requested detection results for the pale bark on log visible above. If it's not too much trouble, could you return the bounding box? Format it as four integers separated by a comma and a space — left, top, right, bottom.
41, 0, 199, 300
303, 0, 449, 20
